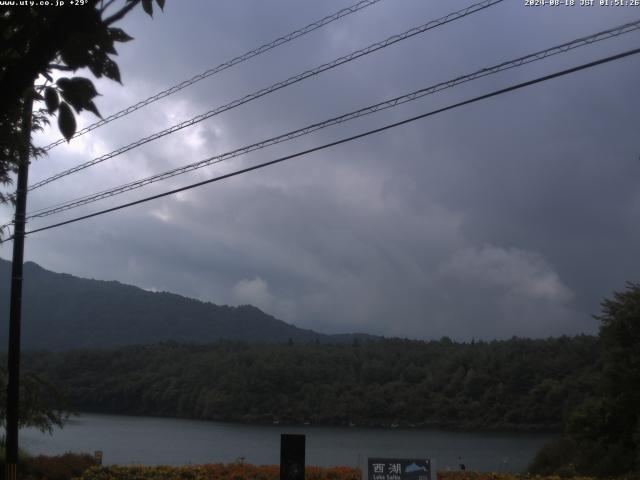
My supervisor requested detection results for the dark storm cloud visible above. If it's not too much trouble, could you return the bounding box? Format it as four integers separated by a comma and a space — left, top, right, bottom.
2, 0, 639, 339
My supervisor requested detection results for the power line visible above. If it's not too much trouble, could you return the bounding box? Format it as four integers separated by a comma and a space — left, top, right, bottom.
28, 0, 504, 191
5, 46, 636, 243
40, 0, 384, 151
24, 19, 640, 220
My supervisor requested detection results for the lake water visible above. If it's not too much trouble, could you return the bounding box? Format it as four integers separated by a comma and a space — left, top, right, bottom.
21, 413, 554, 473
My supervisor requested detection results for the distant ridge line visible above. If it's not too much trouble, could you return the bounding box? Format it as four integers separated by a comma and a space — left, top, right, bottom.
0, 258, 377, 351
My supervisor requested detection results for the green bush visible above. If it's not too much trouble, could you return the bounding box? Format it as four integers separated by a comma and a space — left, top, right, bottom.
0, 442, 32, 471
528, 437, 579, 476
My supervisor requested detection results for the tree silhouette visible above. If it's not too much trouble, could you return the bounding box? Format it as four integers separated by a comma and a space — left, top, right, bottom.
0, 0, 165, 205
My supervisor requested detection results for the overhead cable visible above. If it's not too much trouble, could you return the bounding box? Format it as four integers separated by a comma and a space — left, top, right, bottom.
41, 0, 384, 151
25, 19, 640, 219
5, 46, 637, 242
29, 0, 504, 191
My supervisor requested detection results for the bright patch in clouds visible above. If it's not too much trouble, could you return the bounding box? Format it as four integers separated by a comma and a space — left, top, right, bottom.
439, 245, 574, 303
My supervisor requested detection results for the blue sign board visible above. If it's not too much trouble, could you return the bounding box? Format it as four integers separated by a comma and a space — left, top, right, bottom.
367, 458, 432, 480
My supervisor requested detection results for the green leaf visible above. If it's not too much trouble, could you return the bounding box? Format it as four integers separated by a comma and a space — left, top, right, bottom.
44, 87, 59, 114
58, 102, 76, 141
59, 42, 91, 70
85, 100, 102, 119
87, 62, 102, 79
103, 42, 117, 55
86, 48, 110, 79
108, 27, 134, 43
155, 0, 165, 10
102, 58, 121, 84
93, 27, 118, 55
70, 77, 99, 98
57, 77, 100, 114
56, 77, 69, 86
141, 0, 153, 16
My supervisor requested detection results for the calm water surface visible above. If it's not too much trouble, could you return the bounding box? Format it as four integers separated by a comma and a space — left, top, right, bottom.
21, 413, 553, 472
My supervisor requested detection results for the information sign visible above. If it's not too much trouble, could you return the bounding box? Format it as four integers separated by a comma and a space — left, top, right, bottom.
367, 458, 432, 480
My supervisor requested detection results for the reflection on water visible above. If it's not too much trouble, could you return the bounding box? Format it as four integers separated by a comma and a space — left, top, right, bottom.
21, 413, 553, 472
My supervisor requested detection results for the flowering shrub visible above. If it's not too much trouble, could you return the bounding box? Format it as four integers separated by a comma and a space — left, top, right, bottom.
72, 464, 636, 480
75, 464, 361, 480
438, 474, 594, 480
437, 474, 640, 480
25, 464, 640, 480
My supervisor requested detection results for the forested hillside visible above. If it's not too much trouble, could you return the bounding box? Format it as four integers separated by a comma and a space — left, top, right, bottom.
24, 336, 600, 430
0, 259, 371, 350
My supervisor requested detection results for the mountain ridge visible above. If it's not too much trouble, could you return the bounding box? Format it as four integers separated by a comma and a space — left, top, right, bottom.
0, 258, 374, 351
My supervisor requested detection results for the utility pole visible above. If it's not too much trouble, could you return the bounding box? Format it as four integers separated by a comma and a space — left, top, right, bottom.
5, 91, 34, 480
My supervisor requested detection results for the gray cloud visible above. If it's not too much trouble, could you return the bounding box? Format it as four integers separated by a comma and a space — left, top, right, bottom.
2, 0, 638, 340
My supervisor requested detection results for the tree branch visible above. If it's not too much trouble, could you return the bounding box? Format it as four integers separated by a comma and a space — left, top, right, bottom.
103, 0, 140, 27
48, 63, 75, 71
100, 0, 118, 14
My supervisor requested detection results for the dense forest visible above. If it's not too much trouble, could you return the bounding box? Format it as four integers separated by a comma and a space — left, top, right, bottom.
529, 282, 640, 476
23, 335, 600, 431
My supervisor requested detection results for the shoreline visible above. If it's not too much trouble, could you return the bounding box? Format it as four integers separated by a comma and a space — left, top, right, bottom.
64, 411, 561, 435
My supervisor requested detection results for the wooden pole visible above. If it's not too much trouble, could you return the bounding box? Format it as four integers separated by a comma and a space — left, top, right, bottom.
5, 91, 33, 480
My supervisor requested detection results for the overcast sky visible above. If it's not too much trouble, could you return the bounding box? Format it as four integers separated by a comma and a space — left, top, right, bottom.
1, 0, 639, 340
